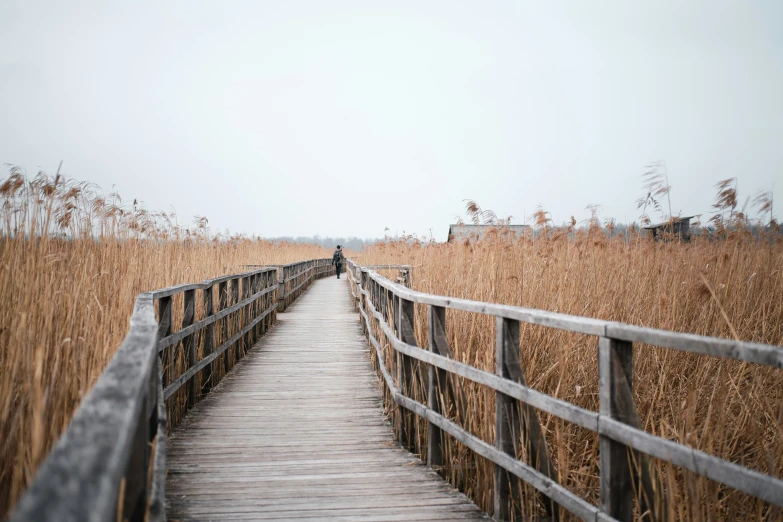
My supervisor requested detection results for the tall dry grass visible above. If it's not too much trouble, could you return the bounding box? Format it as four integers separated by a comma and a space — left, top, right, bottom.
0, 169, 333, 516
358, 227, 783, 521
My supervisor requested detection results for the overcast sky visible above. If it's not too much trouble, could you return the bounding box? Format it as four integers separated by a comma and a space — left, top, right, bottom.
1, 1, 781, 240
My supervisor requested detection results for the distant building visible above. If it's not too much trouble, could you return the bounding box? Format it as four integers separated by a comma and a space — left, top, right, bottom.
447, 224, 530, 243
643, 216, 695, 241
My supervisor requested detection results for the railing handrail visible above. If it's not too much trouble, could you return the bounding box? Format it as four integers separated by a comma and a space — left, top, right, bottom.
346, 259, 783, 522
9, 293, 163, 522
279, 257, 332, 269
9, 259, 336, 522
150, 267, 277, 299
354, 263, 781, 368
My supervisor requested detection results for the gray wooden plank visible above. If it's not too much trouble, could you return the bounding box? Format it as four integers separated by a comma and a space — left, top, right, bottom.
166, 484, 456, 500
166, 277, 488, 521
168, 505, 485, 521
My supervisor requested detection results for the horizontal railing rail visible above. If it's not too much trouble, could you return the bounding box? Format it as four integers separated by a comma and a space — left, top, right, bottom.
346, 259, 783, 522
10, 259, 335, 522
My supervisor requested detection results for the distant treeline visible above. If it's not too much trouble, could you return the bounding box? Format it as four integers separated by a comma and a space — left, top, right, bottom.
267, 236, 382, 250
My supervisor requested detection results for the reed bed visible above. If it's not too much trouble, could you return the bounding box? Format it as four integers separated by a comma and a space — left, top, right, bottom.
0, 169, 333, 516
358, 229, 783, 521
2, 164, 781, 521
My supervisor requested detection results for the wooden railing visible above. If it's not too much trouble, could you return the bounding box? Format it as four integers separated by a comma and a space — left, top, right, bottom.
346, 259, 783, 522
9, 259, 335, 522
277, 258, 335, 311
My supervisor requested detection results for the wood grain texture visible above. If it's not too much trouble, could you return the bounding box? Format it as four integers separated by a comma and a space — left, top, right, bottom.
166, 277, 488, 521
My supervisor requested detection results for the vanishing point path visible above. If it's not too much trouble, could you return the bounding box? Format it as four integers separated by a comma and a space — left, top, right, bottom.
166, 276, 488, 521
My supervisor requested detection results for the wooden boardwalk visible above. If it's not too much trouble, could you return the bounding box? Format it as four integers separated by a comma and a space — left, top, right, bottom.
166, 276, 488, 521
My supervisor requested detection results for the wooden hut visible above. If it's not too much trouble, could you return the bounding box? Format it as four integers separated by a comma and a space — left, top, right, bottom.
643, 216, 695, 241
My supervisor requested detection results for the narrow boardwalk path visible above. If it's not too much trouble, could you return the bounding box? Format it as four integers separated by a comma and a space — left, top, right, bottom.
166, 276, 488, 521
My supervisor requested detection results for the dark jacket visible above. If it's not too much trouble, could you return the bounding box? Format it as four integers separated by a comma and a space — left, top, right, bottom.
332, 249, 344, 265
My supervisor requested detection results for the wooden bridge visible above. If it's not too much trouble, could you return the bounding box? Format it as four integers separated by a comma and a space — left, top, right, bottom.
9, 258, 783, 522
166, 275, 486, 521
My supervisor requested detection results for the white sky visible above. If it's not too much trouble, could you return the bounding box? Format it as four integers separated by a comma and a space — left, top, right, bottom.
1, 1, 781, 240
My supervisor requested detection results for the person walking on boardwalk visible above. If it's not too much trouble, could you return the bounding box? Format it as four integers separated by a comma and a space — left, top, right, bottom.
332, 245, 345, 279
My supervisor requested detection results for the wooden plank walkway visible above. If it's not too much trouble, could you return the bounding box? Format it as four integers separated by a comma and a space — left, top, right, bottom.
166, 276, 488, 521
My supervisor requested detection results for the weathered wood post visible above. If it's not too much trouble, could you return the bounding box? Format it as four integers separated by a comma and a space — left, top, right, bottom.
218, 280, 229, 372
231, 277, 240, 361
183, 289, 196, 409
264, 271, 272, 330
392, 293, 400, 337
201, 284, 215, 395
427, 305, 447, 470
353, 265, 361, 311
246, 274, 255, 344
241, 275, 251, 351
266, 271, 272, 318
382, 287, 389, 323
495, 317, 521, 521
259, 272, 266, 331
123, 388, 153, 521
389, 288, 402, 440
359, 270, 369, 336
599, 336, 662, 522
397, 294, 418, 453
145, 356, 162, 519
378, 281, 393, 415
277, 266, 286, 313
499, 318, 560, 520
157, 296, 172, 390
262, 271, 269, 327
252, 273, 261, 341
252, 275, 258, 340
267, 270, 280, 322
261, 272, 268, 329
599, 336, 634, 521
